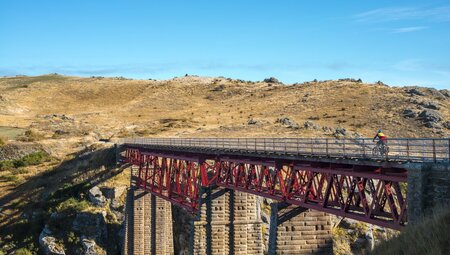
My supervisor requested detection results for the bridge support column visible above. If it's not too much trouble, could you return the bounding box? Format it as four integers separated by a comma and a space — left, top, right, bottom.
123, 189, 174, 255
191, 189, 264, 255
268, 203, 333, 255
407, 163, 450, 224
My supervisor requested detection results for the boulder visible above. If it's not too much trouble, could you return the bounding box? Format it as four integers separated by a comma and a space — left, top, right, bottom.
304, 121, 320, 130
276, 117, 299, 129
402, 108, 417, 118
440, 89, 450, 98
81, 237, 102, 255
334, 127, 347, 137
102, 186, 126, 200
72, 212, 107, 244
406, 87, 426, 96
420, 101, 440, 110
247, 118, 258, 125
446, 121, 450, 130
88, 186, 106, 207
419, 109, 442, 123
322, 126, 334, 133
39, 225, 66, 255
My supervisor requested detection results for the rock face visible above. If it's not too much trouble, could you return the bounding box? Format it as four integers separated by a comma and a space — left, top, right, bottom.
39, 225, 66, 255
72, 212, 108, 244
276, 117, 299, 129
304, 121, 321, 130
81, 237, 100, 255
88, 186, 106, 207
419, 109, 443, 128
420, 101, 440, 110
247, 118, 258, 125
334, 127, 347, 137
102, 186, 126, 200
406, 87, 426, 96
402, 108, 418, 118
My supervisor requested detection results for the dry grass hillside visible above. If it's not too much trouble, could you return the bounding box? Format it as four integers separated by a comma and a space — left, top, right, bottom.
1, 74, 449, 142
0, 74, 449, 254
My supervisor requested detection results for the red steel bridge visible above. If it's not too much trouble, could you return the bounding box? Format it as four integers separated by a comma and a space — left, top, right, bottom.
121, 137, 450, 230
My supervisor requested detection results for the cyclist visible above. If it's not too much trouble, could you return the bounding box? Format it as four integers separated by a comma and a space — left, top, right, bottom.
373, 129, 387, 147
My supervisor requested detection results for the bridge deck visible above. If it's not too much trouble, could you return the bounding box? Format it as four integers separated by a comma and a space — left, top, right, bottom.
121, 137, 450, 164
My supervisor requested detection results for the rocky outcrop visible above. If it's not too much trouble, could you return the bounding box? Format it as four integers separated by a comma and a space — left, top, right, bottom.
276, 117, 299, 129
402, 108, 418, 118
420, 101, 440, 110
419, 109, 443, 128
304, 121, 321, 130
406, 87, 426, 96
334, 127, 348, 138
81, 237, 102, 255
247, 118, 258, 125
72, 212, 108, 243
39, 225, 66, 255
88, 186, 106, 207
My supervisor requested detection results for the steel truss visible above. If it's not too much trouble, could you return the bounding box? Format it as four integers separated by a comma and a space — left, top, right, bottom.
124, 147, 408, 230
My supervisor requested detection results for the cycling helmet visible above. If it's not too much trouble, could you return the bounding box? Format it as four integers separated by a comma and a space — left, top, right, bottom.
377, 129, 382, 133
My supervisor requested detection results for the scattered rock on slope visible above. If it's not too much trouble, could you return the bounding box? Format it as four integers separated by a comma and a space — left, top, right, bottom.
420, 101, 440, 110
406, 87, 426, 96
304, 121, 321, 130
276, 117, 299, 129
419, 109, 443, 128
88, 186, 106, 207
402, 108, 418, 118
39, 225, 66, 255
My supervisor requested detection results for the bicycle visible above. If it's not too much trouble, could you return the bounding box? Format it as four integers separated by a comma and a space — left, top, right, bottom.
372, 142, 389, 157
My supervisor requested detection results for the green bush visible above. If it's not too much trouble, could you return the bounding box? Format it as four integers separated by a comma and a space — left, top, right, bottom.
0, 160, 14, 171
56, 197, 89, 214
0, 174, 19, 182
14, 248, 34, 255
13, 151, 51, 168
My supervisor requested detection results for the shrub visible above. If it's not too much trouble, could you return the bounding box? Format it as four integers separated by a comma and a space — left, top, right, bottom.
14, 248, 33, 255
0, 174, 19, 183
56, 197, 89, 214
0, 160, 14, 171
18, 130, 44, 142
13, 151, 51, 168
371, 206, 450, 255
0, 136, 6, 147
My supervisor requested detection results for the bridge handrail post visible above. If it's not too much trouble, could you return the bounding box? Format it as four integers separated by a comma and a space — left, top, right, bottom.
448, 138, 450, 162
433, 139, 437, 163
362, 139, 366, 158
310, 138, 313, 156
326, 138, 329, 157
406, 139, 410, 161
343, 139, 346, 157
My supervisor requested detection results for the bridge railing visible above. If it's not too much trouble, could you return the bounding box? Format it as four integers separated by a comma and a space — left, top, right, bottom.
121, 137, 450, 163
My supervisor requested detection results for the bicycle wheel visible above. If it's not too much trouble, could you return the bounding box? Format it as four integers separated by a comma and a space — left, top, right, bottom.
372, 146, 380, 156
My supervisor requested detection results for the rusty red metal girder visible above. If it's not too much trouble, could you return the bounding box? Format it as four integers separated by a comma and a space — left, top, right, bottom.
124, 148, 407, 230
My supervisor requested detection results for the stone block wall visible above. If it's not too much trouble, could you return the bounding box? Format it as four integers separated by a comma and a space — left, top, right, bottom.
123, 189, 174, 255
192, 189, 264, 255
275, 210, 332, 255
407, 163, 450, 223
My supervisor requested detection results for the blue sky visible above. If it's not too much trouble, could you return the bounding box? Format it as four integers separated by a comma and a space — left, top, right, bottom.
1, 0, 449, 89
